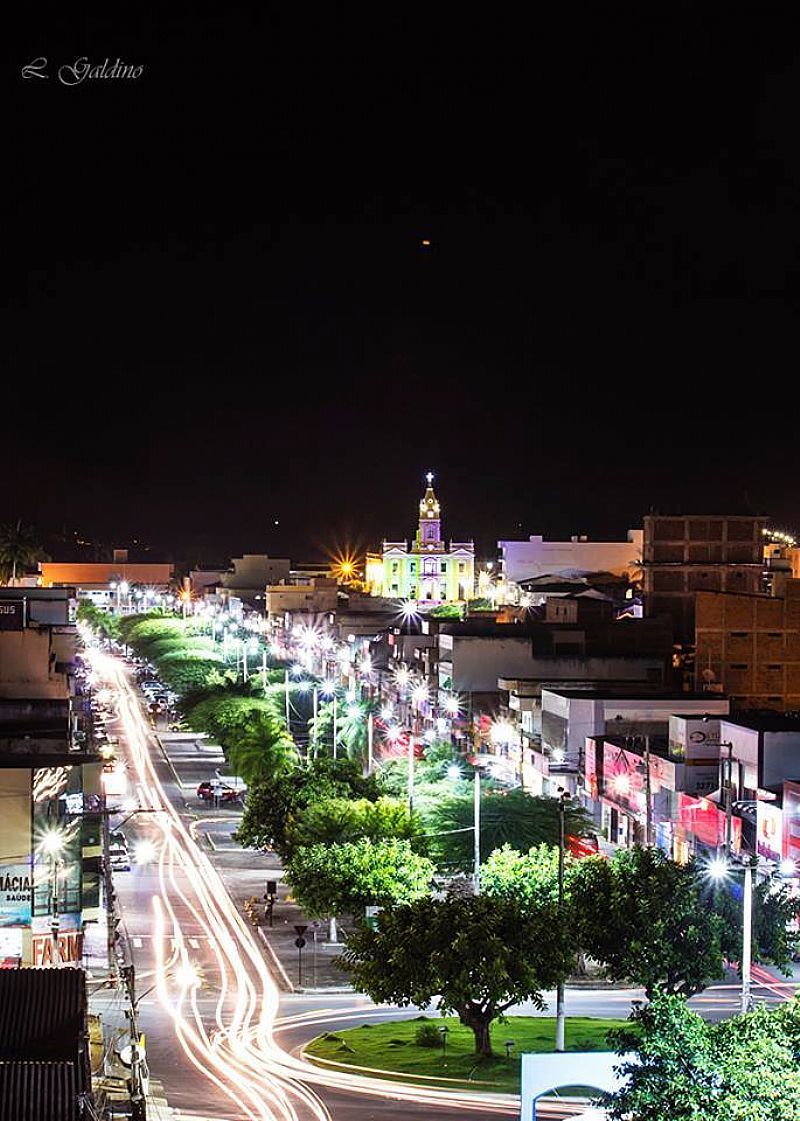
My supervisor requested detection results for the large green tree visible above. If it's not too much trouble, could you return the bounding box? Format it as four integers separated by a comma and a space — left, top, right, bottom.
339, 893, 574, 1056
235, 757, 383, 860
572, 847, 728, 997
603, 993, 800, 1121
286, 837, 434, 916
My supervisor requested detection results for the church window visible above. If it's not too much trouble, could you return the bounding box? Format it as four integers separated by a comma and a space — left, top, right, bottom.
440, 561, 447, 573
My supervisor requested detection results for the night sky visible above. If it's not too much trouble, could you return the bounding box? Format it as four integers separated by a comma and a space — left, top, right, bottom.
6, 9, 800, 566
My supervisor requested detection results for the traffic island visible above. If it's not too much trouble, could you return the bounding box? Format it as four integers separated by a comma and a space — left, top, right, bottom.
304, 1014, 630, 1093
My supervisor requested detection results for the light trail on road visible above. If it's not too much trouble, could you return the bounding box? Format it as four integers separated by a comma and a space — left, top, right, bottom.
88, 645, 583, 1120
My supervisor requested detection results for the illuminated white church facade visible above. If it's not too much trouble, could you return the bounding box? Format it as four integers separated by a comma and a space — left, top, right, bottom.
372, 474, 475, 602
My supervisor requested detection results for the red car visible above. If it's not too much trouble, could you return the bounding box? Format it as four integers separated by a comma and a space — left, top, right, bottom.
196, 782, 241, 803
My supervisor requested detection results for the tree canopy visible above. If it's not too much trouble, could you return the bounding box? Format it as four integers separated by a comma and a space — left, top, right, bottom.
427, 787, 592, 871
289, 795, 423, 851
603, 993, 800, 1121
235, 756, 383, 860
286, 837, 434, 917
339, 893, 575, 1055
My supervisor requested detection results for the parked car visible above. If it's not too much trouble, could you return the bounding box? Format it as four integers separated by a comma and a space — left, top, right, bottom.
196, 781, 243, 804
108, 830, 130, 871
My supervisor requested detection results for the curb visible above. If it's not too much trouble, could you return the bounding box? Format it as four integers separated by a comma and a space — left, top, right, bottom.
154, 731, 187, 800
257, 927, 296, 993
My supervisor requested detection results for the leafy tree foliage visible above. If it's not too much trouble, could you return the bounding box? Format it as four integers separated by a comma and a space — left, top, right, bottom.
713, 867, 800, 978
339, 894, 574, 1055
481, 842, 567, 906
236, 756, 383, 860
286, 837, 434, 916
603, 993, 800, 1121
428, 788, 592, 871
571, 847, 727, 997
76, 599, 121, 640
289, 796, 423, 851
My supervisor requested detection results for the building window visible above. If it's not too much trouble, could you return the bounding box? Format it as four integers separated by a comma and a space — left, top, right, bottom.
767, 664, 783, 670
730, 663, 748, 670
440, 561, 447, 573
767, 632, 782, 638
458, 562, 465, 572
392, 562, 399, 573
729, 632, 749, 639
410, 562, 416, 574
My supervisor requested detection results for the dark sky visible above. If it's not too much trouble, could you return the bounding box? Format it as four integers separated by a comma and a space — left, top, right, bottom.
6, 8, 800, 565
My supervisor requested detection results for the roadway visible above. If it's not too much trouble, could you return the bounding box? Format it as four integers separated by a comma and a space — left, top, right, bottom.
87, 644, 799, 1121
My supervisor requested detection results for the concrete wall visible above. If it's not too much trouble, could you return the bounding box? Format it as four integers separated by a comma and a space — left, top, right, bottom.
223, 555, 291, 588
0, 631, 70, 699
498, 531, 642, 583
40, 562, 174, 587
444, 635, 535, 692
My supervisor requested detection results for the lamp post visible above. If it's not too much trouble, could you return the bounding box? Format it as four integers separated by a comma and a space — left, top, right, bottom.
41, 831, 64, 964
706, 852, 796, 1014
555, 788, 570, 1051
473, 760, 482, 896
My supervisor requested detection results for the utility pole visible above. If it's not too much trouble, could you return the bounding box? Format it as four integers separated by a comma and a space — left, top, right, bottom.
312, 685, 319, 760
643, 735, 653, 847
742, 858, 753, 1014
473, 764, 481, 896
102, 793, 117, 981
555, 789, 569, 1052
284, 669, 290, 730
333, 694, 338, 761
367, 711, 374, 774
122, 963, 147, 1121
723, 742, 734, 856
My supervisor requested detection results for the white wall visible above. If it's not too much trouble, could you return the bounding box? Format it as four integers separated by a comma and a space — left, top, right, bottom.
451, 637, 536, 692
498, 530, 643, 583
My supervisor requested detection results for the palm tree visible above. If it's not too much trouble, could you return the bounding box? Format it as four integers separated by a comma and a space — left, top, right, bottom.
0, 520, 48, 585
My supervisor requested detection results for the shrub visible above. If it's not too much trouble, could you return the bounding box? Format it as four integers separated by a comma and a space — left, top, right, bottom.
415, 1023, 443, 1048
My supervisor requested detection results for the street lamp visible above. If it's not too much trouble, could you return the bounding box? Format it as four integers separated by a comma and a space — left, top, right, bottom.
40, 829, 65, 962
555, 788, 571, 1051
704, 852, 796, 1014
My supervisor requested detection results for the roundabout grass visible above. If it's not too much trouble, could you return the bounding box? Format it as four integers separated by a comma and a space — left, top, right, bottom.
304, 1015, 630, 1094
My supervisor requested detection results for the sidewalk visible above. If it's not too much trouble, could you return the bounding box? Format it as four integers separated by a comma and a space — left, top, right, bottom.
205, 838, 354, 992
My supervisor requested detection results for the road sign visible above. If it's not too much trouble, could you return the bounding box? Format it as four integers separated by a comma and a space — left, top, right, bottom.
294, 936, 306, 949
293, 923, 308, 937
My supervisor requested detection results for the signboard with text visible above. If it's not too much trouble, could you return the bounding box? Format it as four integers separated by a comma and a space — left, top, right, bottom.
783, 781, 800, 863
0, 600, 24, 630
757, 800, 783, 865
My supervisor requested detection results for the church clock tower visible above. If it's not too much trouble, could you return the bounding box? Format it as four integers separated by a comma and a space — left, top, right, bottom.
415, 471, 442, 549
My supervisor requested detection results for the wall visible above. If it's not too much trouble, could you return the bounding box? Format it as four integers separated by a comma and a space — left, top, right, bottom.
0, 631, 69, 699
542, 690, 730, 754
695, 583, 800, 710
40, 562, 173, 586
498, 531, 642, 583
444, 635, 535, 692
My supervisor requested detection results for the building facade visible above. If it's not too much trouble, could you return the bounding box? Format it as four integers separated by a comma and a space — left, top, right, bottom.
498, 530, 642, 584
695, 581, 800, 711
374, 475, 474, 602
642, 514, 768, 644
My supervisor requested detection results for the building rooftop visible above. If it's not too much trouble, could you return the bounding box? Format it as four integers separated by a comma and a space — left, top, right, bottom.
722, 714, 800, 733
542, 686, 728, 701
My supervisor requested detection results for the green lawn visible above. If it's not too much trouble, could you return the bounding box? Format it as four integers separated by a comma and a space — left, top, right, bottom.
305, 1015, 630, 1094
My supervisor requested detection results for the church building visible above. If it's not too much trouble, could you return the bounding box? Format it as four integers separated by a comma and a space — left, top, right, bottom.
373, 474, 475, 602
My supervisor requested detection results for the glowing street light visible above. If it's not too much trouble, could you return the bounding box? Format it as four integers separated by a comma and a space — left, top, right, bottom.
134, 839, 158, 864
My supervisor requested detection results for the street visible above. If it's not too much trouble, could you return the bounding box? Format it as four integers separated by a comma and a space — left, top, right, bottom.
91, 646, 799, 1121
